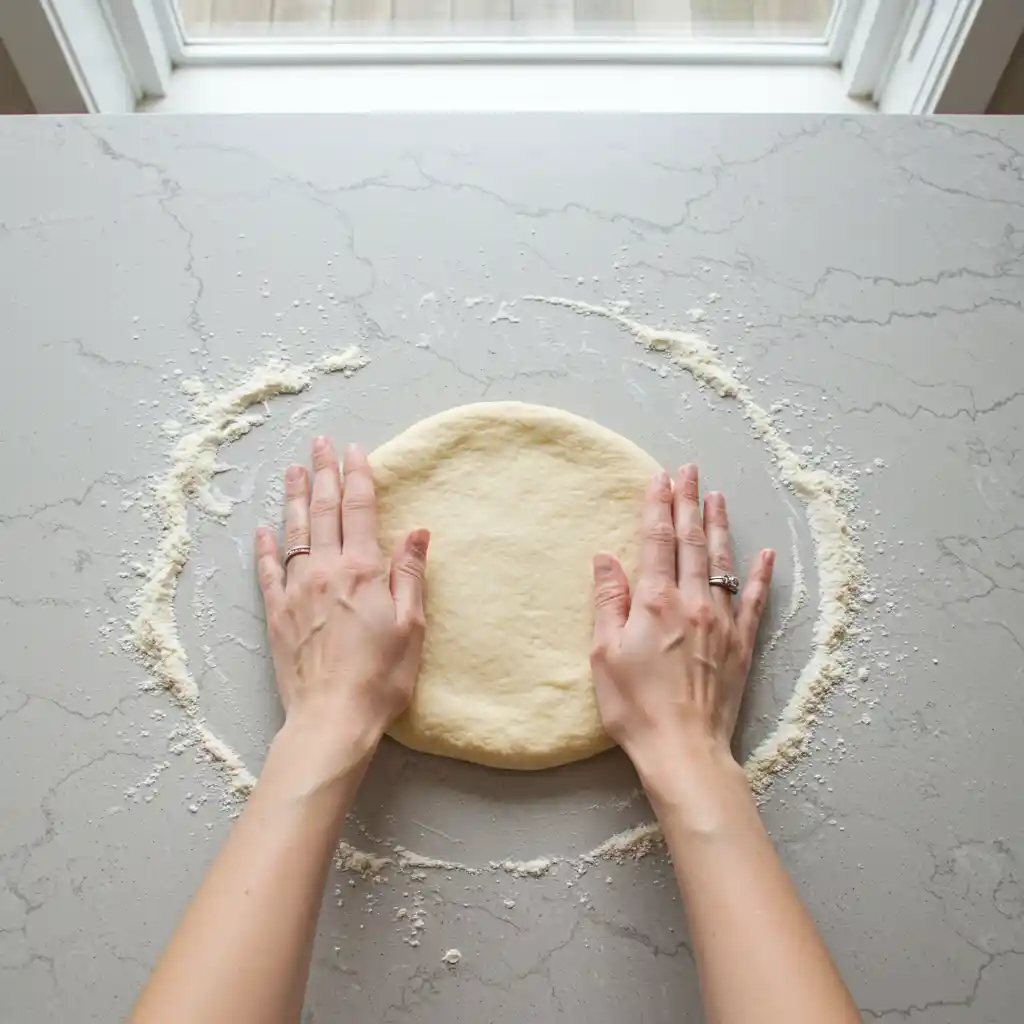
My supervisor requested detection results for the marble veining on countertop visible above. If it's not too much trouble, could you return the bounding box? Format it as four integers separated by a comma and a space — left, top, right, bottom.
1, 114, 1022, 1023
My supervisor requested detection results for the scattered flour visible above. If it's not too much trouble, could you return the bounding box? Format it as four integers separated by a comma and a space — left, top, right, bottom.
499, 857, 554, 879
333, 843, 479, 878
128, 346, 368, 772
127, 296, 866, 878
523, 296, 865, 804
489, 300, 521, 325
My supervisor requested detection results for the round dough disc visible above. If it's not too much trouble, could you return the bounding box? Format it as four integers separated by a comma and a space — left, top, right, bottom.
372, 402, 661, 770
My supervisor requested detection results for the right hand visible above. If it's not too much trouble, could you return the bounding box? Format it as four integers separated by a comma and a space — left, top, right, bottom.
589, 464, 774, 785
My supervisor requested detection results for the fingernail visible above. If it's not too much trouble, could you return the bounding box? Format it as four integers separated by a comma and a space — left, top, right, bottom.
346, 442, 361, 458
286, 464, 304, 483
765, 549, 776, 568
410, 528, 431, 556
313, 436, 327, 454
593, 553, 612, 578
255, 525, 269, 541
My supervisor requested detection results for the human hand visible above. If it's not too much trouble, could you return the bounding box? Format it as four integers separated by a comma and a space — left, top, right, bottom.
590, 464, 774, 788
255, 437, 430, 769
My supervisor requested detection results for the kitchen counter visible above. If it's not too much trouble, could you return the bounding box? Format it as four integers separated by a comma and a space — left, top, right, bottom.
1, 114, 1022, 1022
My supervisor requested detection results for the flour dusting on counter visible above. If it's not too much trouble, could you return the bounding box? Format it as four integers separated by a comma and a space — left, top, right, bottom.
126, 297, 866, 877
524, 296, 865, 801
128, 346, 368, 779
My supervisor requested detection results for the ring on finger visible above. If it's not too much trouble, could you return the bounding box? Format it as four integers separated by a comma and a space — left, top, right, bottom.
284, 544, 311, 569
708, 573, 740, 595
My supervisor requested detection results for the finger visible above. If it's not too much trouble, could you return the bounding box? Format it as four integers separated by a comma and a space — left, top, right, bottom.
703, 491, 735, 611
342, 443, 381, 562
736, 549, 776, 652
391, 529, 430, 629
592, 553, 631, 649
254, 526, 285, 616
309, 435, 342, 553
640, 470, 677, 585
283, 463, 311, 585
673, 464, 709, 601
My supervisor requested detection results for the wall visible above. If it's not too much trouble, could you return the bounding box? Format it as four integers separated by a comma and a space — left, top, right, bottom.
0, 37, 35, 114
988, 30, 1024, 112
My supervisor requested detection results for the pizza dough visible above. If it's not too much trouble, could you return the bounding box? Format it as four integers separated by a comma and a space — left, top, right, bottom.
372, 402, 661, 770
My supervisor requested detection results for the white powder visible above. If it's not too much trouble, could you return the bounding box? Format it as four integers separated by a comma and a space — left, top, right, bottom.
334, 842, 393, 878
333, 842, 480, 879
489, 300, 521, 324
128, 297, 866, 878
128, 345, 368, 750
500, 857, 554, 878
524, 296, 865, 802
195, 721, 256, 794
441, 949, 462, 966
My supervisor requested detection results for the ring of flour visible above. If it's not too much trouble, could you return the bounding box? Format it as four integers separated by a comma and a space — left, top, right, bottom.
129, 298, 863, 874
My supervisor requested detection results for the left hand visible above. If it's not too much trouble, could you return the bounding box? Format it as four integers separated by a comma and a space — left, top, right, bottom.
254, 437, 430, 766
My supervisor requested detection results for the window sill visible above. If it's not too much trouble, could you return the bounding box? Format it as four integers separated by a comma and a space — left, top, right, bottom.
141, 62, 874, 114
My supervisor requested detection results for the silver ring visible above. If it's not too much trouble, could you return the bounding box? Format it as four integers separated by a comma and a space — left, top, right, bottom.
708, 573, 740, 595
284, 545, 311, 568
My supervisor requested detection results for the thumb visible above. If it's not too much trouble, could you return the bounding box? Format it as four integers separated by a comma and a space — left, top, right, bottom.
391, 528, 430, 629
592, 552, 630, 647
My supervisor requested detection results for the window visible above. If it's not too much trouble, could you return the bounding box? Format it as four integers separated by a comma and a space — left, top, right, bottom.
4, 0, 1022, 113
176, 1, 839, 43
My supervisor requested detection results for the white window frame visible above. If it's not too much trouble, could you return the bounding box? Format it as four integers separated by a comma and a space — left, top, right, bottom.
1, 0, 1020, 114
154, 0, 861, 68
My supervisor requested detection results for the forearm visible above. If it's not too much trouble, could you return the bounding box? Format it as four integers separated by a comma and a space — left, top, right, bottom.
637, 742, 858, 1024
132, 719, 373, 1024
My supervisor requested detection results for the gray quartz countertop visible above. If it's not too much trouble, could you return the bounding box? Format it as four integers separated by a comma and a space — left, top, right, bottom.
1, 114, 1022, 1023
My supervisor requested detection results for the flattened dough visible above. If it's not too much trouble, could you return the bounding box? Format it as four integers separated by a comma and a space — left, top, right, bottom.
373, 402, 660, 770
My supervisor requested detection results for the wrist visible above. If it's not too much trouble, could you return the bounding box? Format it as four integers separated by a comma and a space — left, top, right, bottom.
265, 713, 379, 804
627, 733, 753, 832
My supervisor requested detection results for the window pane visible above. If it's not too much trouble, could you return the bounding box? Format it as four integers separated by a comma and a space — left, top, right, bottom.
178, 0, 838, 40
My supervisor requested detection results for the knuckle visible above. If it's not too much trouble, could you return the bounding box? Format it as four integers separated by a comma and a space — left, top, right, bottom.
395, 555, 425, 581
594, 583, 626, 609
687, 601, 715, 628
309, 496, 338, 520
344, 555, 382, 584
402, 609, 427, 634
307, 565, 332, 593
709, 551, 733, 573
644, 520, 676, 546
679, 476, 700, 503
343, 488, 375, 512
744, 583, 766, 612
678, 524, 707, 548
267, 608, 288, 639
285, 522, 307, 546
640, 580, 676, 613
706, 501, 728, 527
312, 450, 336, 472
